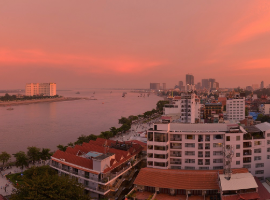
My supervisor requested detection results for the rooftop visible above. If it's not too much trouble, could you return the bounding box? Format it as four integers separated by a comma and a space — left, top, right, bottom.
219, 173, 258, 191
255, 122, 270, 132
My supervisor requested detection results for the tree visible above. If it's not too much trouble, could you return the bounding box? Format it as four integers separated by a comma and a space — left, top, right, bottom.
0, 151, 11, 166
13, 151, 28, 170
156, 100, 169, 113
68, 142, 74, 147
118, 117, 131, 125
40, 148, 52, 160
99, 131, 113, 139
10, 166, 90, 200
27, 146, 41, 163
74, 134, 98, 145
110, 127, 118, 136
245, 107, 249, 116
57, 145, 68, 152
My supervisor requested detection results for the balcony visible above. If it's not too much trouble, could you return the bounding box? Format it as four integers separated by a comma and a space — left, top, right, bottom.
171, 161, 181, 165
170, 153, 181, 157
205, 154, 210, 158
171, 137, 182, 141
171, 144, 182, 149
198, 154, 203, 157
205, 162, 210, 165
243, 150, 252, 156
243, 142, 252, 148
243, 158, 252, 163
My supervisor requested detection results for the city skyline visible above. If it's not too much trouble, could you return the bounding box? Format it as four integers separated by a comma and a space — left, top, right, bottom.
1, 1, 270, 90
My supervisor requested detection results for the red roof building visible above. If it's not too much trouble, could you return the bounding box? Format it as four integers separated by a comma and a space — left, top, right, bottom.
50, 138, 145, 199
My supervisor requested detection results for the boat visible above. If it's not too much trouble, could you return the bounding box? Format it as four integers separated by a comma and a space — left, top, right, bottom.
122, 92, 127, 97
76, 92, 80, 94
7, 107, 14, 110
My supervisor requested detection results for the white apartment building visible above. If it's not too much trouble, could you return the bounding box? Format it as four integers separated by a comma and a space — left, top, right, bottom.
259, 103, 270, 115
147, 122, 270, 180
25, 83, 56, 96
226, 97, 245, 121
163, 93, 201, 123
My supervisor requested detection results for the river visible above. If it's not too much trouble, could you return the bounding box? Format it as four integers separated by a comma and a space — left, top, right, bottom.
0, 89, 162, 154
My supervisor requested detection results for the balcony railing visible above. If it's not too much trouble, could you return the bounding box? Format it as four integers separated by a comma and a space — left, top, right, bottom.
171, 146, 182, 149
170, 154, 181, 157
198, 154, 203, 157
171, 138, 182, 141
171, 161, 181, 164
205, 154, 210, 157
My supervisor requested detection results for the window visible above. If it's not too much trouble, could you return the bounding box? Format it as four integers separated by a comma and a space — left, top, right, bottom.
236, 161, 240, 165
254, 156, 261, 161
213, 143, 223, 148
267, 133, 270, 137
255, 163, 264, 168
213, 151, 223, 155
268, 155, 270, 159
236, 145, 240, 149
185, 151, 195, 156
148, 132, 153, 141
185, 166, 195, 170
268, 148, 270, 152
255, 170, 264, 175
254, 149, 261, 153
226, 136, 230, 141
186, 135, 195, 140
236, 153, 240, 157
185, 159, 195, 163
236, 136, 240, 141
243, 164, 251, 169
254, 141, 261, 146
268, 140, 270, 145
213, 166, 223, 170
213, 159, 223, 163
185, 143, 195, 148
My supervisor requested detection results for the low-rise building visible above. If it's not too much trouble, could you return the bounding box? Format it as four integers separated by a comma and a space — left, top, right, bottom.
25, 83, 56, 96
133, 167, 263, 200
50, 138, 145, 199
226, 96, 245, 121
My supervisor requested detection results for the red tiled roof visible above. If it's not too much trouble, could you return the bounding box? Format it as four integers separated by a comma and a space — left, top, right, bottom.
254, 177, 270, 200
218, 168, 249, 174
134, 168, 219, 190
222, 192, 260, 200
51, 138, 143, 175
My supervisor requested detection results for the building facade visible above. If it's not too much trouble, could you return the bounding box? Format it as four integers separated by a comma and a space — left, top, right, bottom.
202, 79, 209, 89
25, 83, 56, 96
226, 97, 245, 121
186, 74, 194, 85
147, 122, 270, 180
150, 83, 160, 90
50, 138, 144, 199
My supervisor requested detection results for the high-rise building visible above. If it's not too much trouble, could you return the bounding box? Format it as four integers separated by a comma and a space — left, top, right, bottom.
195, 82, 201, 90
162, 83, 166, 90
226, 95, 245, 121
150, 83, 160, 90
202, 79, 209, 89
213, 82, 219, 90
186, 74, 194, 85
209, 78, 215, 89
25, 83, 56, 96
261, 81, 264, 89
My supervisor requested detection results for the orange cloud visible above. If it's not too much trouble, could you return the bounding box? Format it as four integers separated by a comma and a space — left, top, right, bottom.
0, 48, 165, 74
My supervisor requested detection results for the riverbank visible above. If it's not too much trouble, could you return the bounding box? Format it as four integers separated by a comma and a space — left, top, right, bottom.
0, 97, 84, 107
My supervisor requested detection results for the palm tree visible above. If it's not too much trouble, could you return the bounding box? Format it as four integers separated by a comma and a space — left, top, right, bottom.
40, 148, 52, 160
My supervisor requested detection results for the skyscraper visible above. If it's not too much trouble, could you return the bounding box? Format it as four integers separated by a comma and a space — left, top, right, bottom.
208, 78, 215, 89
179, 81, 183, 88
162, 83, 166, 90
202, 79, 209, 89
261, 81, 264, 89
150, 83, 160, 90
186, 74, 194, 85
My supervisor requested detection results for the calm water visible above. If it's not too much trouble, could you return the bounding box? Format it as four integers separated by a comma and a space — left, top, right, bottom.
0, 89, 162, 154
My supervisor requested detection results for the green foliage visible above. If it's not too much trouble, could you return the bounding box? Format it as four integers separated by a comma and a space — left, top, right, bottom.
0, 93, 60, 101
10, 166, 90, 200
223, 105, 226, 111
13, 151, 28, 170
256, 114, 270, 122
74, 134, 98, 145
245, 107, 249, 116
156, 100, 169, 113
27, 146, 41, 163
40, 148, 52, 160
0, 151, 11, 166
57, 145, 68, 152
99, 131, 113, 139
118, 117, 131, 125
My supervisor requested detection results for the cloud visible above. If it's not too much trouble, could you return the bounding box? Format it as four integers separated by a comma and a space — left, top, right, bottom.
0, 48, 165, 75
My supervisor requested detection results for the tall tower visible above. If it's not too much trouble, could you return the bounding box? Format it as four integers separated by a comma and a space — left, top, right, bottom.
209, 79, 215, 89
186, 74, 194, 85
261, 81, 264, 89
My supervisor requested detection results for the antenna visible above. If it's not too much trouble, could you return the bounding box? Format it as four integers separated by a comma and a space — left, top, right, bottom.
223, 145, 234, 180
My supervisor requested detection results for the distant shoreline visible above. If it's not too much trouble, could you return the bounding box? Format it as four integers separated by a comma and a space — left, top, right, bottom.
0, 97, 83, 107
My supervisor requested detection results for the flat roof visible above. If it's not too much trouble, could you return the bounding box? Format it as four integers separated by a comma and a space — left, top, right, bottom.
85, 151, 103, 158
255, 122, 270, 132
219, 173, 258, 191
93, 152, 114, 161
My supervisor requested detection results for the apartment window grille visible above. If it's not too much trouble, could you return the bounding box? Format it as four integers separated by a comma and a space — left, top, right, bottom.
267, 148, 270, 152
213, 151, 223, 156
254, 149, 261, 153
185, 143, 195, 148
255, 170, 264, 175
255, 163, 264, 168
186, 135, 195, 140
185, 151, 195, 156
199, 167, 209, 170
236, 153, 240, 157
254, 156, 261, 161
205, 152, 210, 157
236, 136, 240, 141
205, 159, 210, 165
185, 166, 195, 170
254, 141, 261, 146
213, 159, 223, 163
267, 155, 270, 159
185, 159, 195, 163
268, 140, 270, 145
267, 133, 270, 137
236, 161, 240, 165
205, 144, 210, 149
226, 136, 230, 141
243, 164, 251, 169
198, 159, 203, 165
236, 145, 240, 149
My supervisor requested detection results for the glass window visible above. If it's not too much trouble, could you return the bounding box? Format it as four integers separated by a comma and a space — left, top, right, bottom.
226, 136, 230, 141
154, 133, 167, 142
236, 145, 240, 149
236, 153, 240, 157
236, 136, 240, 141
236, 161, 240, 165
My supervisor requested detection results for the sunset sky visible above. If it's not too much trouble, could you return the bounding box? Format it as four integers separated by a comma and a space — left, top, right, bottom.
1, 0, 270, 89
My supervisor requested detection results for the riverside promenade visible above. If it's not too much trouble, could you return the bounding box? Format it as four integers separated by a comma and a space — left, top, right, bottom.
0, 161, 50, 197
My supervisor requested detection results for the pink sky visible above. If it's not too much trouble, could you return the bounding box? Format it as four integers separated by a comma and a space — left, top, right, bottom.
1, 0, 270, 89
